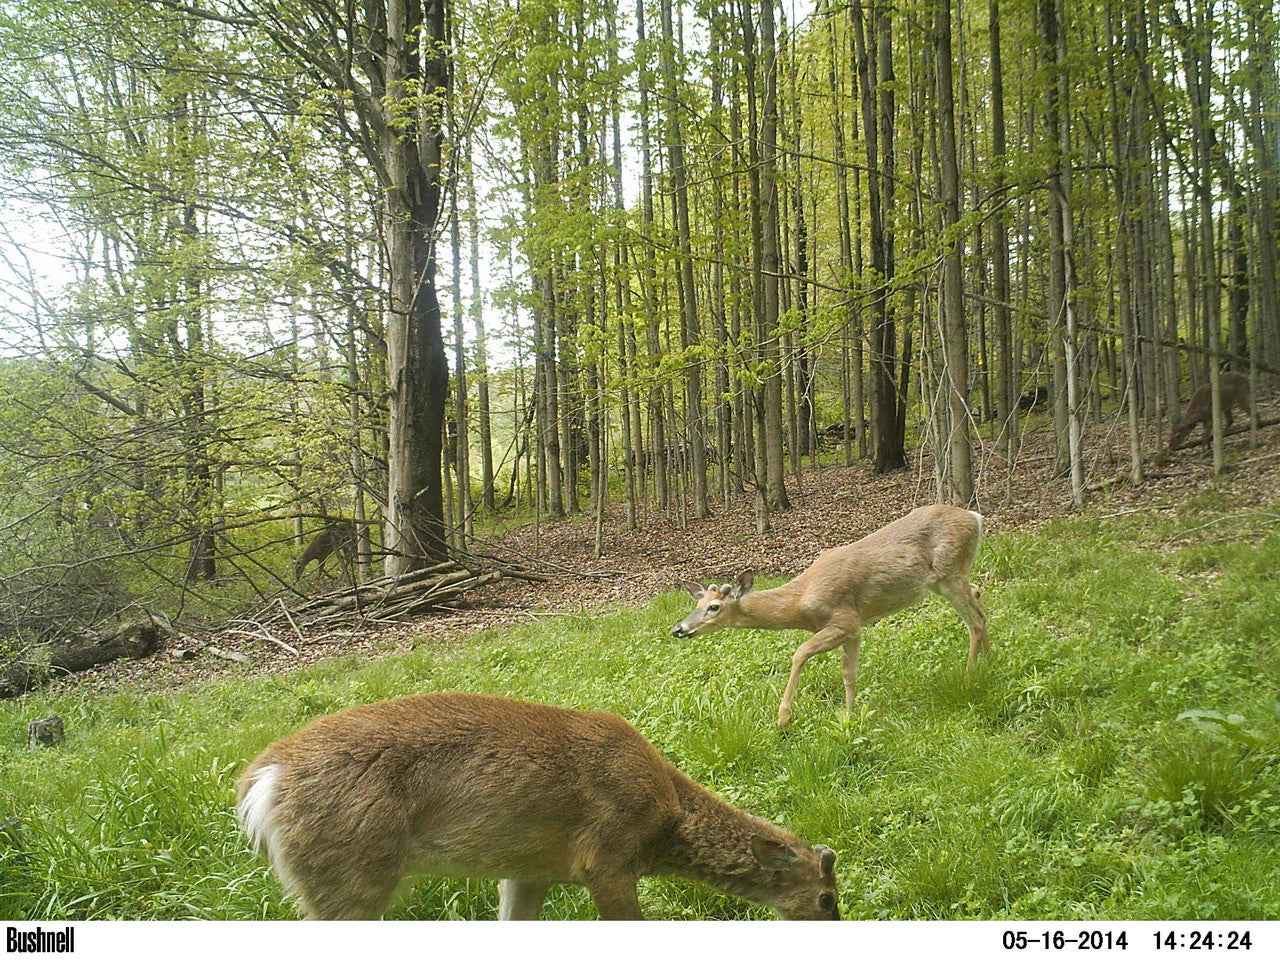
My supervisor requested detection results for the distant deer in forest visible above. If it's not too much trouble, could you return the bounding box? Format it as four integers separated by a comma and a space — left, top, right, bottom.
1170, 371, 1251, 449
673, 504, 989, 728
237, 692, 840, 920
293, 520, 357, 581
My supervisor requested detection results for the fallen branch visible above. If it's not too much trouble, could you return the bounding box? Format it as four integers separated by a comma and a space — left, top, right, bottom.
207, 645, 251, 664
276, 598, 306, 645
1085, 469, 1200, 493
226, 625, 300, 657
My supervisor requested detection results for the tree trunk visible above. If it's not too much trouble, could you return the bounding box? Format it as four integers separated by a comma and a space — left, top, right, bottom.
660, 0, 709, 519
383, 0, 451, 572
758, 0, 790, 511
989, 0, 1016, 458
935, 0, 974, 505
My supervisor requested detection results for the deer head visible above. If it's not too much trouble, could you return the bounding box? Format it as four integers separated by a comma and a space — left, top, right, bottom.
754, 839, 840, 920
671, 571, 754, 638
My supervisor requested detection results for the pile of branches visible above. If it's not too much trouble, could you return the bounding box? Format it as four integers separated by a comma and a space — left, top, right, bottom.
259, 559, 508, 634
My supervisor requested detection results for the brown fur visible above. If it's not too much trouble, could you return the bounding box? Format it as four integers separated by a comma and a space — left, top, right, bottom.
294, 521, 357, 581
1170, 372, 1251, 448
237, 692, 839, 920
674, 504, 989, 727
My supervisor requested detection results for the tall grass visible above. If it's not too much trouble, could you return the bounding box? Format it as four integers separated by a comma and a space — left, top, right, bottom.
2, 500, 1278, 920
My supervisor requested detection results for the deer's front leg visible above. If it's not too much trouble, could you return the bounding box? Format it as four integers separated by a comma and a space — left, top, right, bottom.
778, 626, 851, 728
498, 878, 551, 920
586, 873, 644, 920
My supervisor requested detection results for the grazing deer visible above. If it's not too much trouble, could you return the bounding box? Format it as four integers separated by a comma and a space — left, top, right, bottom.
237, 692, 839, 920
673, 504, 988, 728
1170, 371, 1251, 449
293, 520, 357, 581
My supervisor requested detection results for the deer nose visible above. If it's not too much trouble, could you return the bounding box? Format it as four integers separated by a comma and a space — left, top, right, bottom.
671, 624, 686, 638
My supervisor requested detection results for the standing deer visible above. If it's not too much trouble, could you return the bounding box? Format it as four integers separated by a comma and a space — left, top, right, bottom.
238, 692, 839, 920
1169, 371, 1251, 449
673, 504, 989, 728
293, 520, 357, 581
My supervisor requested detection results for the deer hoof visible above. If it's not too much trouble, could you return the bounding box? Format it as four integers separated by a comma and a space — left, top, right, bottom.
776, 708, 792, 729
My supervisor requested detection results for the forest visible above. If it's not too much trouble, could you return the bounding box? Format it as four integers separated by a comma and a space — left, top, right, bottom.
1, 0, 1277, 605
2, 0, 1280, 925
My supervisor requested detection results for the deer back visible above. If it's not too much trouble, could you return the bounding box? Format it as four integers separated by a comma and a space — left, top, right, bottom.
810, 504, 982, 619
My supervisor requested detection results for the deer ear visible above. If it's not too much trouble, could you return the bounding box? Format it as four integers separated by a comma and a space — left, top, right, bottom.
817, 844, 837, 877
750, 836, 799, 871
731, 570, 755, 598
682, 580, 706, 600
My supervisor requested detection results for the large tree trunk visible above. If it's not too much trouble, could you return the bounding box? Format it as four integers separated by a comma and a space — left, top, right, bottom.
1246, 1, 1280, 383
383, 0, 451, 572
1175, 2, 1226, 474
1040, 0, 1083, 502
853, 0, 905, 474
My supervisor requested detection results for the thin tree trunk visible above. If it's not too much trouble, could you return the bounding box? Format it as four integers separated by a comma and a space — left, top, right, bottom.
989, 0, 1016, 458
660, 0, 709, 519
935, 0, 974, 505
758, 0, 790, 511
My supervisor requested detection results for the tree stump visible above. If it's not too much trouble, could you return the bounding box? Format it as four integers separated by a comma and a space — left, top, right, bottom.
27, 715, 63, 748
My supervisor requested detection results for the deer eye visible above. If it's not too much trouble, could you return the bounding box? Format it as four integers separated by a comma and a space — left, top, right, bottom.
707, 602, 721, 614
818, 893, 836, 913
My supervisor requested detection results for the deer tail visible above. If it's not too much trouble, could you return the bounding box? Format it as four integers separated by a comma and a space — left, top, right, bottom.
968, 510, 985, 550
238, 763, 302, 897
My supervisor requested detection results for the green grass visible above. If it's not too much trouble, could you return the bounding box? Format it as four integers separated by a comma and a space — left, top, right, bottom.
2, 499, 1279, 920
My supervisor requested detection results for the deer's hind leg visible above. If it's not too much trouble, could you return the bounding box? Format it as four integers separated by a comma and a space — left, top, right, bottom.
937, 576, 989, 673
839, 630, 863, 714
277, 811, 405, 920
291, 864, 400, 920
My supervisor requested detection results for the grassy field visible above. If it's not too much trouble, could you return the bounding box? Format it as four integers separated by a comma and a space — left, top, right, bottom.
2, 498, 1279, 920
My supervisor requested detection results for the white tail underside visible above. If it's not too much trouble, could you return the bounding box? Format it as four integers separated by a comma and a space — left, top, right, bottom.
238, 764, 280, 859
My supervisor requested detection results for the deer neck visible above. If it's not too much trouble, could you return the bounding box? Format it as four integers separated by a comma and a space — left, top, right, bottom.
732, 584, 808, 631
649, 769, 790, 906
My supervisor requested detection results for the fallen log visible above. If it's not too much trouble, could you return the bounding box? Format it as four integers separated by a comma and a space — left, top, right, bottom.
0, 614, 168, 698
1168, 414, 1280, 452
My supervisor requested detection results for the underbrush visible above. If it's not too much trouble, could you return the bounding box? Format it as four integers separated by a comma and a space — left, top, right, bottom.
2, 498, 1278, 920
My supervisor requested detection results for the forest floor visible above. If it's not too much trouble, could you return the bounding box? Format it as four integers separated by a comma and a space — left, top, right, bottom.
27, 401, 1280, 699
